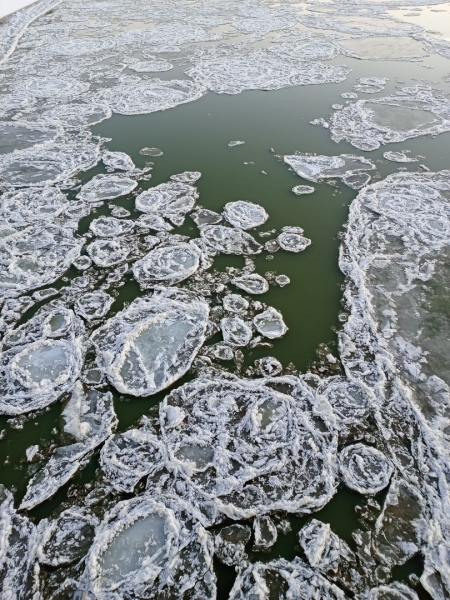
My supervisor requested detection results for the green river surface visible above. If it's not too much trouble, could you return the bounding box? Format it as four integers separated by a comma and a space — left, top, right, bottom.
1, 51, 450, 598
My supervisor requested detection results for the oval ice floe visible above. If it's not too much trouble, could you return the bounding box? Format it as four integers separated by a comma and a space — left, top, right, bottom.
85, 495, 216, 599
87, 238, 131, 267
340, 443, 393, 495
132, 242, 203, 287
91, 287, 209, 396
277, 230, 311, 253
89, 216, 134, 237
231, 273, 269, 294
77, 174, 137, 203
253, 308, 287, 339
200, 225, 262, 255
220, 316, 253, 346
74, 291, 114, 322
223, 200, 268, 230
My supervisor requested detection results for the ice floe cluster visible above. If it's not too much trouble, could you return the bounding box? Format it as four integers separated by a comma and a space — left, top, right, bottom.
1, 0, 450, 597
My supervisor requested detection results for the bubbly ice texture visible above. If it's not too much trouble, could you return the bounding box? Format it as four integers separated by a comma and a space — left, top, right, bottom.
328, 86, 450, 151
20, 381, 117, 509
0, 306, 83, 414
160, 372, 338, 519
91, 287, 209, 396
84, 495, 216, 599
223, 200, 268, 230
132, 242, 204, 287
284, 153, 376, 183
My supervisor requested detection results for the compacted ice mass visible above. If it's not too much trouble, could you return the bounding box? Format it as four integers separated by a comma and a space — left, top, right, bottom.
1, 0, 450, 597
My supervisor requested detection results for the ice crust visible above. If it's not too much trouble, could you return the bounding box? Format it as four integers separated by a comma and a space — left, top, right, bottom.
186, 49, 350, 94
0, 1, 449, 597
328, 87, 450, 151
91, 287, 209, 396
284, 153, 376, 184
292, 184, 315, 195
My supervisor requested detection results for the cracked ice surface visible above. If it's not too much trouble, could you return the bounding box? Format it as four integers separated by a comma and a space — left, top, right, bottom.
0, 306, 83, 414
20, 382, 117, 509
91, 287, 209, 396
132, 241, 204, 287
84, 495, 216, 599
160, 372, 337, 519
223, 200, 268, 230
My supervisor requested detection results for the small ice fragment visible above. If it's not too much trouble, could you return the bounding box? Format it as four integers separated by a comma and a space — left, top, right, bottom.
292, 185, 315, 195
215, 525, 251, 566
74, 291, 113, 322
228, 140, 245, 147
200, 225, 262, 255
253, 308, 287, 339
191, 208, 222, 226
231, 273, 269, 294
87, 238, 130, 267
383, 151, 418, 163
103, 151, 135, 171
211, 343, 234, 361
221, 316, 253, 346
275, 274, 290, 287
342, 171, 371, 190
25, 445, 39, 462
132, 242, 203, 286
110, 205, 131, 218
253, 516, 277, 550
139, 147, 164, 156
284, 153, 375, 183
73, 255, 92, 270
223, 294, 249, 313
89, 216, 134, 237
340, 443, 393, 495
277, 231, 311, 253
264, 239, 279, 253
341, 92, 357, 99
254, 356, 282, 377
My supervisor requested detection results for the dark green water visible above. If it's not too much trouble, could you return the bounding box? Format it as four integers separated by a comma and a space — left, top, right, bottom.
1, 53, 449, 597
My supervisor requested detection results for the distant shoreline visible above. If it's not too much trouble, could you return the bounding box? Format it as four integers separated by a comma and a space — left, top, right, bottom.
0, 0, 40, 20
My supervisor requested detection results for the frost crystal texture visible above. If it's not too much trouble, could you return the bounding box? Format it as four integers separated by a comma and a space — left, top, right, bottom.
340, 443, 393, 495
0, 307, 83, 414
91, 287, 209, 396
77, 174, 137, 203
85, 495, 216, 599
200, 225, 262, 255
160, 372, 337, 519
231, 273, 269, 294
